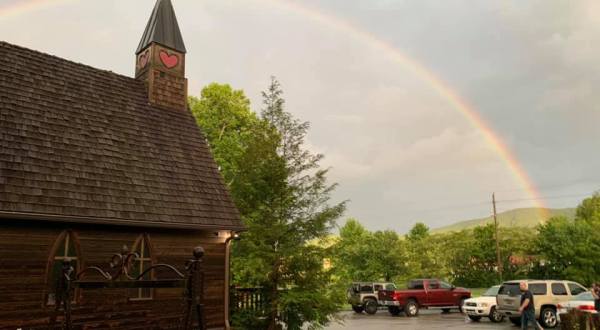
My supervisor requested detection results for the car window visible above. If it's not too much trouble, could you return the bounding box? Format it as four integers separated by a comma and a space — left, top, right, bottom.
574, 292, 594, 301
498, 283, 520, 296
360, 284, 373, 293
408, 280, 424, 290
429, 280, 440, 289
385, 283, 396, 290
374, 284, 383, 291
551, 283, 568, 295
483, 286, 500, 296
440, 281, 453, 289
569, 283, 587, 296
530, 283, 547, 295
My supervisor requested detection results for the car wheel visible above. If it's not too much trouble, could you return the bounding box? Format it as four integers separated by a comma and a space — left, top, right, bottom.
468, 315, 482, 322
388, 306, 401, 316
459, 298, 467, 313
404, 300, 419, 317
364, 299, 378, 315
442, 308, 451, 313
352, 305, 364, 314
540, 306, 558, 328
488, 306, 504, 323
509, 316, 521, 326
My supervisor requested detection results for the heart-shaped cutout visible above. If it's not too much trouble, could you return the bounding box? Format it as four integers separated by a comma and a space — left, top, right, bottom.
138, 50, 150, 69
159, 51, 179, 69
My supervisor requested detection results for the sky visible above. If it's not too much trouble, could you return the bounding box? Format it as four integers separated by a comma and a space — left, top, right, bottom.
1, 0, 599, 233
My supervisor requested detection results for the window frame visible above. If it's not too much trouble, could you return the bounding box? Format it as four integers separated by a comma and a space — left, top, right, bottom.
529, 283, 548, 295
129, 234, 155, 301
551, 283, 568, 296
45, 230, 81, 307
568, 282, 587, 296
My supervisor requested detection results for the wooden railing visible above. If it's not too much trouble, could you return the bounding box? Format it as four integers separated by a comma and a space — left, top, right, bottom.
231, 287, 269, 316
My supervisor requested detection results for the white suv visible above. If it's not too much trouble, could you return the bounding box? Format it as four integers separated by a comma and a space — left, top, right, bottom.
463, 285, 504, 323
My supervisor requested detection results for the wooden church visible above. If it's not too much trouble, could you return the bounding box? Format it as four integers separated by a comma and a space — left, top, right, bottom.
0, 0, 243, 329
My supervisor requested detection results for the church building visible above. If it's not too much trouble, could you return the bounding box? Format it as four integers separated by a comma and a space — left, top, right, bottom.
0, 0, 243, 329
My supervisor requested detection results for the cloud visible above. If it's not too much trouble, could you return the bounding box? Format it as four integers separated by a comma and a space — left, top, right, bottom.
3, 0, 599, 232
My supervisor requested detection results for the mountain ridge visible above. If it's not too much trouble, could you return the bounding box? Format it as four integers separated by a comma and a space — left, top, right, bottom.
431, 207, 576, 233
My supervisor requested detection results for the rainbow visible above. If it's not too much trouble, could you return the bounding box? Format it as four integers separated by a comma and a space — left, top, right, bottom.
0, 0, 548, 214
0, 0, 75, 19
261, 0, 548, 214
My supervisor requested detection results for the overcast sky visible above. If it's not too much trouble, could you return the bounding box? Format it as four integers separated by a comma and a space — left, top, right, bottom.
2, 0, 599, 233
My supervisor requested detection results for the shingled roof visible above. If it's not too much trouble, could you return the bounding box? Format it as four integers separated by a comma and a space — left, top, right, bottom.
0, 41, 243, 230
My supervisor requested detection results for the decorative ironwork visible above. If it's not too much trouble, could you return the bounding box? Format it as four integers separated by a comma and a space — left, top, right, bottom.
48, 246, 205, 330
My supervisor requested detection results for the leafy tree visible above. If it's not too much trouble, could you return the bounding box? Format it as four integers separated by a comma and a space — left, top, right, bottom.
534, 215, 600, 285
332, 220, 407, 283
331, 219, 377, 281
198, 78, 346, 330
368, 230, 407, 282
576, 193, 600, 223
407, 222, 430, 242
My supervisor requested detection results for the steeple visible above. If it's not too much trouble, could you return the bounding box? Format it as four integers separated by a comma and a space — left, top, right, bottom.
135, 0, 188, 111
136, 0, 186, 55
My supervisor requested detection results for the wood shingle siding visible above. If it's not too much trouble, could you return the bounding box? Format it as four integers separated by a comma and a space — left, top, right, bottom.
0, 41, 242, 230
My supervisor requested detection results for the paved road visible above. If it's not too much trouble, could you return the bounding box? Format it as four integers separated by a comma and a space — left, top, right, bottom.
325, 310, 521, 330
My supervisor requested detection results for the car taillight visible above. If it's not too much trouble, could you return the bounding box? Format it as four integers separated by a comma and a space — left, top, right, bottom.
393, 292, 401, 301
557, 304, 563, 309
578, 305, 595, 311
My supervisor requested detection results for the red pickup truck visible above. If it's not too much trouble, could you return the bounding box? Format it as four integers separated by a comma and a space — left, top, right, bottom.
378, 279, 471, 316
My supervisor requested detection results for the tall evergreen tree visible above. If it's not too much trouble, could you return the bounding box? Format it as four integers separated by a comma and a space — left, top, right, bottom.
254, 77, 347, 330
191, 79, 346, 329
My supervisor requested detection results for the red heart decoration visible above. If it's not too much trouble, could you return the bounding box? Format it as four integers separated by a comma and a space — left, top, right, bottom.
159, 51, 179, 69
138, 50, 150, 69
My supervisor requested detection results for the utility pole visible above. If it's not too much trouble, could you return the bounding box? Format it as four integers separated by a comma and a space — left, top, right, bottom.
492, 193, 503, 281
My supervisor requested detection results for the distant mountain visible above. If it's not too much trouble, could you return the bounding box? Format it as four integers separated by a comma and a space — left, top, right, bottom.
431, 208, 576, 233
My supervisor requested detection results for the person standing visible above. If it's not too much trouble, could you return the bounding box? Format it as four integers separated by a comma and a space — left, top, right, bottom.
518, 282, 543, 330
591, 283, 600, 312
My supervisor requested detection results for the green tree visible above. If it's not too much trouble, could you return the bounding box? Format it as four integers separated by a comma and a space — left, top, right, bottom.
368, 230, 407, 282
332, 219, 377, 281
407, 222, 429, 242
576, 193, 600, 223
203, 78, 346, 330
403, 222, 447, 282
332, 219, 407, 283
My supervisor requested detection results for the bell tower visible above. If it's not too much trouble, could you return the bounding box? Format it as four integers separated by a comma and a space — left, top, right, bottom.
136, 0, 187, 110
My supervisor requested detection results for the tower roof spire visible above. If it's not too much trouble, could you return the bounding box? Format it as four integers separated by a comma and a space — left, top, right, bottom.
136, 0, 186, 54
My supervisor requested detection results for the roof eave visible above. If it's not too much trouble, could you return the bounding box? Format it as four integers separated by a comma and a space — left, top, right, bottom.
0, 211, 246, 232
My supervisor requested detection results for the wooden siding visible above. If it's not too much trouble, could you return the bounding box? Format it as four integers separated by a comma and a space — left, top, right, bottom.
0, 221, 226, 329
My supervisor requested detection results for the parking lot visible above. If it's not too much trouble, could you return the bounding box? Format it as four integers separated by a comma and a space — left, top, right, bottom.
325, 310, 520, 330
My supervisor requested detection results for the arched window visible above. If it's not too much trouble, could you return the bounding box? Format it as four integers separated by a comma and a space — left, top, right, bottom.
46, 230, 80, 306
130, 234, 153, 300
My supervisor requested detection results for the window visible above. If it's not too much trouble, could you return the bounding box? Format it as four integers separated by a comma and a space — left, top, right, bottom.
429, 280, 440, 289
440, 281, 453, 289
130, 234, 153, 300
374, 284, 383, 291
569, 283, 587, 296
47, 231, 79, 306
498, 283, 520, 296
552, 283, 568, 295
360, 284, 373, 293
385, 283, 397, 291
529, 283, 547, 295
408, 280, 424, 290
